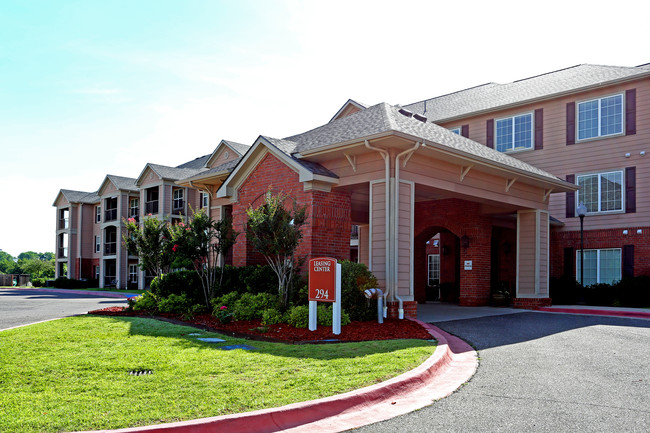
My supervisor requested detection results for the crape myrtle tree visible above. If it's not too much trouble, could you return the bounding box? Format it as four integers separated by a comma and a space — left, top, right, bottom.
170, 209, 239, 308
246, 189, 307, 308
123, 216, 174, 281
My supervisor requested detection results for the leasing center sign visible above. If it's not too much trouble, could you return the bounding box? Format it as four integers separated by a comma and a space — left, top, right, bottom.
308, 257, 337, 302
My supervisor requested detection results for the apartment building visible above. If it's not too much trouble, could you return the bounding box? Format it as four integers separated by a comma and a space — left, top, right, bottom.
54, 63, 649, 315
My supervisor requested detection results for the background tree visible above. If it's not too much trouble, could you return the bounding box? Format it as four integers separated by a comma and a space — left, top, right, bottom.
21, 258, 55, 278
246, 189, 307, 308
123, 216, 174, 280
170, 209, 238, 308
0, 251, 17, 274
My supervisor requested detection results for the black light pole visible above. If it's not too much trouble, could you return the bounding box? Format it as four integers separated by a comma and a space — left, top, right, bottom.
577, 203, 587, 304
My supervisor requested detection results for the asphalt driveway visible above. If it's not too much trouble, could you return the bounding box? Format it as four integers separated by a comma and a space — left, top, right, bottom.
354, 312, 650, 432
0, 288, 128, 331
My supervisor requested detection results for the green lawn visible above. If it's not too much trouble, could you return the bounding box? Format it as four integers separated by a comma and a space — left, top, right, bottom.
0, 316, 435, 433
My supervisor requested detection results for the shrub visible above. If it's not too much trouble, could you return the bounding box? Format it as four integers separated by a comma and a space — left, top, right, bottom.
240, 265, 278, 295
158, 293, 193, 314
130, 291, 159, 312
287, 305, 310, 328
549, 276, 580, 305
53, 277, 98, 289
211, 291, 241, 312
340, 261, 378, 321
584, 283, 617, 306
261, 308, 285, 325
214, 305, 234, 324
286, 304, 351, 328
616, 276, 650, 307
32, 277, 46, 287
150, 271, 203, 305
232, 292, 279, 321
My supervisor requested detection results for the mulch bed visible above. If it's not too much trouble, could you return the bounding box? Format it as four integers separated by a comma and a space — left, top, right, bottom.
88, 307, 433, 343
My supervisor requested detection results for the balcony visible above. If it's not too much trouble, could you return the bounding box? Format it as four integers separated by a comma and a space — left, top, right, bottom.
58, 247, 68, 258
58, 218, 69, 230
145, 201, 159, 215
105, 209, 118, 222
104, 243, 117, 255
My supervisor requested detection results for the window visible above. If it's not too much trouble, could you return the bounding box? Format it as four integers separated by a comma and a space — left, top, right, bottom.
95, 236, 100, 253
576, 248, 621, 286
578, 94, 623, 140
129, 198, 139, 218
200, 191, 209, 208
129, 264, 138, 283
428, 254, 440, 286
495, 113, 533, 152
576, 170, 623, 214
449, 127, 461, 135
96, 206, 101, 223
173, 189, 184, 211
94, 266, 99, 280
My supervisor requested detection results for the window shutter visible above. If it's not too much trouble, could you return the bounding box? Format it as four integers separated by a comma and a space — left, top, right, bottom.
623, 245, 634, 278
625, 166, 636, 213
566, 174, 575, 218
534, 108, 543, 150
486, 119, 494, 148
563, 247, 574, 279
626, 89, 636, 135
461, 124, 469, 138
566, 102, 575, 145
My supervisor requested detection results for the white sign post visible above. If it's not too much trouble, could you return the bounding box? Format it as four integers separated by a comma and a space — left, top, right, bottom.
308, 257, 341, 335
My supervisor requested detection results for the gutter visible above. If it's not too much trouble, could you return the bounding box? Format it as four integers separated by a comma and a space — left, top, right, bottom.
364, 140, 391, 318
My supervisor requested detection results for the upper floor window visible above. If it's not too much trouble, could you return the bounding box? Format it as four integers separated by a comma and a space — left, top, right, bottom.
129, 198, 139, 219
576, 248, 621, 286
173, 189, 184, 212
576, 170, 623, 214
449, 127, 461, 135
577, 94, 623, 141
96, 206, 101, 223
200, 192, 209, 208
104, 197, 118, 222
496, 113, 533, 152
95, 235, 100, 253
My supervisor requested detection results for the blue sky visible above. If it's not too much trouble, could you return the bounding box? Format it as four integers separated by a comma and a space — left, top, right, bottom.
0, 0, 648, 257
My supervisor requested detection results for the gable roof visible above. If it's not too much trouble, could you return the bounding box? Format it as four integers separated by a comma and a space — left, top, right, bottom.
136, 162, 206, 186
53, 189, 99, 206
287, 102, 570, 187
105, 175, 138, 192
176, 154, 210, 169
204, 139, 251, 168
329, 99, 368, 123
403, 64, 650, 122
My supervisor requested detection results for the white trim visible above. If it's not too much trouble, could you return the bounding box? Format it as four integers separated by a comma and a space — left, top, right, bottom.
576, 92, 624, 142
575, 169, 625, 215
495, 111, 534, 153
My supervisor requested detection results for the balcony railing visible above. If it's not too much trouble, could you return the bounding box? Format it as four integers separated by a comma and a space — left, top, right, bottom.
104, 243, 117, 255
58, 247, 68, 258
145, 201, 159, 215
58, 219, 69, 230
105, 209, 117, 222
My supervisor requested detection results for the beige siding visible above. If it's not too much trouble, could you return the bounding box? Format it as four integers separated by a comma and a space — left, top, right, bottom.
539, 211, 549, 296
370, 181, 386, 290
440, 78, 650, 231
397, 181, 413, 298
359, 224, 370, 267
517, 211, 536, 296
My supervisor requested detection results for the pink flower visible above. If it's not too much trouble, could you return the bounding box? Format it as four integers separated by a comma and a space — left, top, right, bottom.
220, 306, 227, 310
186, 227, 190, 231
127, 217, 135, 223
172, 244, 179, 252
179, 222, 185, 227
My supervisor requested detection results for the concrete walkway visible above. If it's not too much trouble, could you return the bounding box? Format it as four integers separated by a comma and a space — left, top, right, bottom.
417, 302, 524, 322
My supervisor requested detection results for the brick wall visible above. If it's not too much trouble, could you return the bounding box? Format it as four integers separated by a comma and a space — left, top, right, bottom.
386, 301, 418, 318
551, 226, 650, 278
232, 152, 351, 271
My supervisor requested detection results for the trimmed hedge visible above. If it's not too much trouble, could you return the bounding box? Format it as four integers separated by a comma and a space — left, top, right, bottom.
550, 275, 650, 307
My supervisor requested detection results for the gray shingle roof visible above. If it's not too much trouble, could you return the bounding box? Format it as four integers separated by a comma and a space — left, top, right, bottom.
223, 140, 250, 156
403, 64, 650, 122
176, 155, 210, 169
261, 136, 338, 178
60, 189, 99, 204
286, 102, 562, 181
148, 163, 205, 181
106, 175, 138, 192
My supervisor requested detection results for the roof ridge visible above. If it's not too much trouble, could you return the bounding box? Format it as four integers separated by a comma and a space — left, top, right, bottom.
511, 64, 583, 83
404, 82, 497, 107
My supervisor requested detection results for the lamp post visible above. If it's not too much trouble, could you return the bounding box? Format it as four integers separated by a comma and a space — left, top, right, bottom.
576, 202, 587, 304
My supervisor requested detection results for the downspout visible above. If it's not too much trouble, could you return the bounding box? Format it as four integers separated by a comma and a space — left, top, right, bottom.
364, 140, 390, 317
394, 141, 421, 319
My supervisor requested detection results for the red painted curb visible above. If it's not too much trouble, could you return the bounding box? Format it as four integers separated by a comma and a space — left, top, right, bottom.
76, 319, 478, 433
537, 307, 650, 319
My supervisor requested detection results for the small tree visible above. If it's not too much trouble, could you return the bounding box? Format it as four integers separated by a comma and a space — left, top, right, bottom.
246, 189, 307, 308
170, 209, 239, 308
123, 216, 174, 280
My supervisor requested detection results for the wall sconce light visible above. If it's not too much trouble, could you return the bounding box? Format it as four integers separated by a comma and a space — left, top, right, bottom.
625, 152, 631, 158
623, 230, 628, 235
461, 235, 470, 249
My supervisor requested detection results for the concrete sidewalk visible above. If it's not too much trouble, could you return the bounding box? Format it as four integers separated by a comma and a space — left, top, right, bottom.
537, 304, 650, 320
417, 302, 524, 323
